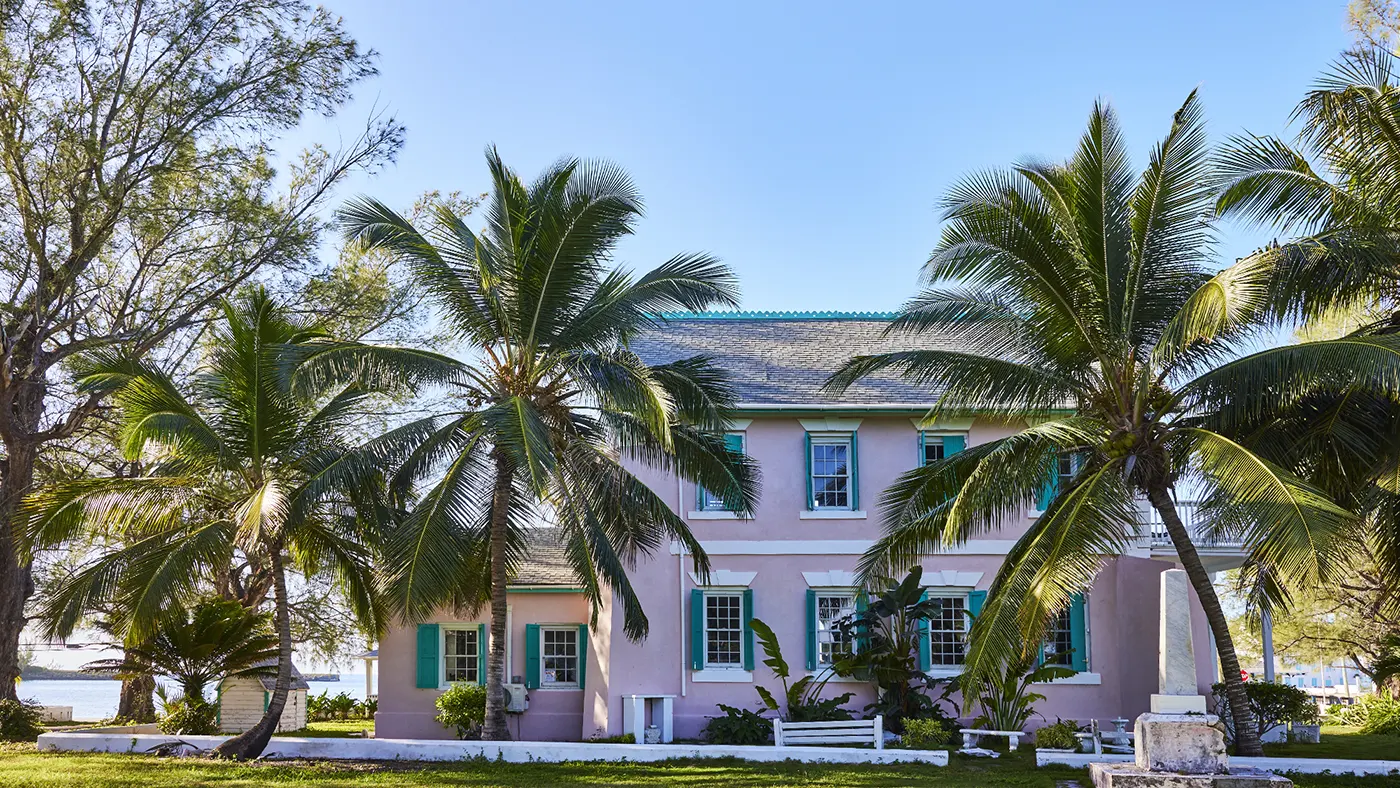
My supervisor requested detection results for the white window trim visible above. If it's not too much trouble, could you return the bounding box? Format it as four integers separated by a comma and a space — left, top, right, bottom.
802, 570, 859, 588
688, 570, 756, 587
922, 570, 985, 588
923, 590, 972, 672
691, 668, 754, 683
538, 624, 582, 690
698, 431, 748, 513
1034, 672, 1102, 686
701, 590, 746, 671
813, 589, 858, 670
440, 623, 482, 689
909, 417, 974, 431
808, 432, 855, 512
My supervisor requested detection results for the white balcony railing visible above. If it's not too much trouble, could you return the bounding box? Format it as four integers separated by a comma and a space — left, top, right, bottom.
1138, 500, 1244, 550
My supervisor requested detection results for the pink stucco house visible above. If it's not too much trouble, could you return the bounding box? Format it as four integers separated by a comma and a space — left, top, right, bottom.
374, 313, 1246, 742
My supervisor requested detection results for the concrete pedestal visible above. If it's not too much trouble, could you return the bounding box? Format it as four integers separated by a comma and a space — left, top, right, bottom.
1090, 763, 1292, 788
1135, 713, 1227, 774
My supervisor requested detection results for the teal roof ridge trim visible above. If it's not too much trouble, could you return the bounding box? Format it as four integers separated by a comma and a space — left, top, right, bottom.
655, 310, 900, 321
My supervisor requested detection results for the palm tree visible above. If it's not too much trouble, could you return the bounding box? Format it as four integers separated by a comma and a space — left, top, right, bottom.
82, 598, 278, 708
335, 148, 759, 740
21, 288, 430, 759
826, 92, 1400, 755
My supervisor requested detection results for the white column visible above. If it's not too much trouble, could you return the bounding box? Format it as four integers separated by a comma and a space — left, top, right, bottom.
1260, 607, 1275, 682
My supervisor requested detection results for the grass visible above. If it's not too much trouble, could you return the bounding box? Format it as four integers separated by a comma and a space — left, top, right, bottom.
276, 719, 376, 738
1264, 725, 1400, 760
2, 744, 1399, 788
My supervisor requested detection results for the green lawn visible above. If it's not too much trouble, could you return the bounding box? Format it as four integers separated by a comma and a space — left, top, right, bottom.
2, 745, 1399, 788
1264, 726, 1400, 760
276, 719, 376, 738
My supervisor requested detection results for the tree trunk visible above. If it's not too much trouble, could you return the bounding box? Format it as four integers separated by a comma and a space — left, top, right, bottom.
1145, 484, 1264, 756
482, 456, 513, 741
0, 439, 38, 702
118, 673, 157, 723
213, 547, 293, 760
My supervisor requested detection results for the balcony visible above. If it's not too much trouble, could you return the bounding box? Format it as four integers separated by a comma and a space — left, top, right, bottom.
1138, 500, 1244, 552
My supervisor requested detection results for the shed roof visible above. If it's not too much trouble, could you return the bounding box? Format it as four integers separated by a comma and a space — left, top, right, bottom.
629, 312, 952, 408
233, 659, 310, 692
512, 527, 579, 587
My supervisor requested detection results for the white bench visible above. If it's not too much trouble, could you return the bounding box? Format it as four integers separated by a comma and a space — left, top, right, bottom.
774, 716, 884, 749
960, 728, 1024, 751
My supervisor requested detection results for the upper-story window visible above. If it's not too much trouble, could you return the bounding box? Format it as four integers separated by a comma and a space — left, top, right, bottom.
918, 432, 966, 467
808, 433, 855, 510
698, 432, 746, 511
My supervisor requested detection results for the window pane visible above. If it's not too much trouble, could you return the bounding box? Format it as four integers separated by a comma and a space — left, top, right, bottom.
1043, 608, 1074, 667
705, 594, 743, 666
810, 437, 852, 509
542, 627, 579, 685
816, 594, 855, 666
924, 436, 945, 466
701, 433, 745, 510
444, 628, 479, 683
927, 596, 967, 666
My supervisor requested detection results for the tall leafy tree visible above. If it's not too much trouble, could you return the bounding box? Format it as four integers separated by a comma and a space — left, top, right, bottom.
0, 0, 401, 701
827, 93, 1400, 755
335, 148, 760, 740
21, 289, 426, 759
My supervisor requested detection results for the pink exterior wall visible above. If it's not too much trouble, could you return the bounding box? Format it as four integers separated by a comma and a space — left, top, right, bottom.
378, 413, 1227, 741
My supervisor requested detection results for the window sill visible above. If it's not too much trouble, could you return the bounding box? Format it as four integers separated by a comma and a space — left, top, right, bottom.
799, 510, 867, 520
1033, 672, 1101, 686
536, 685, 583, 691
691, 668, 754, 683
688, 510, 743, 520
925, 668, 965, 679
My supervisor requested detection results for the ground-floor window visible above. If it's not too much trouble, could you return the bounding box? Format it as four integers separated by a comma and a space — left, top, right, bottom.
705, 592, 744, 667
541, 626, 580, 687
815, 593, 856, 666
443, 627, 480, 684
927, 594, 968, 666
1042, 607, 1075, 667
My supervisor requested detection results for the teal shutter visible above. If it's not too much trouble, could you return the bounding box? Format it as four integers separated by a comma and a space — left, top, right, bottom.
849, 432, 859, 510
524, 624, 541, 689
1069, 593, 1088, 672
804, 432, 813, 510
724, 432, 745, 453
805, 589, 818, 670
476, 623, 487, 686
917, 590, 932, 672
742, 588, 755, 671
578, 624, 589, 688
416, 623, 440, 689
943, 434, 965, 455
690, 589, 705, 670
918, 430, 927, 466
1037, 454, 1059, 511
854, 591, 869, 651
968, 590, 987, 618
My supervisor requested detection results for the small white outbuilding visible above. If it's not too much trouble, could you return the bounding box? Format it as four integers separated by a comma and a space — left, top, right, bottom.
217, 660, 310, 733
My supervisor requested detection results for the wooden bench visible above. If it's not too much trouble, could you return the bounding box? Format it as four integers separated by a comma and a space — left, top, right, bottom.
774, 716, 884, 749
960, 728, 1024, 751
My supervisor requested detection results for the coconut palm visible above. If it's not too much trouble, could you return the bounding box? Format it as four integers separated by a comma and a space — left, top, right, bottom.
334, 148, 759, 740
82, 598, 278, 708
21, 288, 432, 759
826, 92, 1400, 755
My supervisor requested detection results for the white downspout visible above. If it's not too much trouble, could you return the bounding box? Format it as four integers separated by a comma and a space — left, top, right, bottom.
678, 475, 687, 697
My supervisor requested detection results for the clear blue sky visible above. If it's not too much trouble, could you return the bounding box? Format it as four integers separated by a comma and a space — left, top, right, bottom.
294, 0, 1355, 313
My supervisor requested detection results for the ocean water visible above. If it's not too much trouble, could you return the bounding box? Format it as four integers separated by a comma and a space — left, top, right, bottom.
19, 674, 372, 722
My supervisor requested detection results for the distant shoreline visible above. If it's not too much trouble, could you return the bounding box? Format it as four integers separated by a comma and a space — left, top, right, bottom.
20, 666, 115, 681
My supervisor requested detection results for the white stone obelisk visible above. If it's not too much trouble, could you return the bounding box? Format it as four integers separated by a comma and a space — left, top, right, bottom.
1151, 569, 1207, 713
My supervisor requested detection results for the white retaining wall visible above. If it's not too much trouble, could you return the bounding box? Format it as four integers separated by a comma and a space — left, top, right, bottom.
1035, 750, 1400, 776
37, 732, 949, 766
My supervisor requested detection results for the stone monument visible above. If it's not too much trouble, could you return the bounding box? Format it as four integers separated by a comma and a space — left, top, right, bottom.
1088, 570, 1291, 788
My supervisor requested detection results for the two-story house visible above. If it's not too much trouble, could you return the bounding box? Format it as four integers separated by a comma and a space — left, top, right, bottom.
373, 312, 1242, 742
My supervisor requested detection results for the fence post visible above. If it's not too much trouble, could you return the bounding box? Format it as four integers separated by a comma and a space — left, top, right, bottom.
772, 718, 782, 747
874, 715, 884, 749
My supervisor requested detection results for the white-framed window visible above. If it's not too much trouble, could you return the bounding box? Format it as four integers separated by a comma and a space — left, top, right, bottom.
700, 432, 747, 511
1042, 607, 1074, 667
540, 626, 580, 687
815, 592, 856, 667
926, 594, 968, 666
443, 627, 480, 684
809, 434, 853, 510
704, 592, 744, 668
1056, 453, 1074, 492
922, 435, 945, 466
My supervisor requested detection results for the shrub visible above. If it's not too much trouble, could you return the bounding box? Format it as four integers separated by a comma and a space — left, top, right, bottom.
434, 683, 487, 739
156, 694, 218, 735
969, 655, 1073, 733
1036, 718, 1083, 750
1211, 681, 1316, 743
747, 618, 853, 722
702, 704, 771, 745
0, 698, 44, 742
1336, 694, 1400, 736
900, 717, 957, 749
587, 732, 636, 743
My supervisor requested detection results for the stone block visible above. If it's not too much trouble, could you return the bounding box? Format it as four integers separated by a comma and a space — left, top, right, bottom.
1134, 713, 1227, 775
1090, 764, 1292, 788
1151, 694, 1207, 714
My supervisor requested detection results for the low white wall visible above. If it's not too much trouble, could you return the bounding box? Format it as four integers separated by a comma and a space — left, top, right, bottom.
37, 732, 948, 766
1035, 751, 1400, 776
40, 706, 72, 723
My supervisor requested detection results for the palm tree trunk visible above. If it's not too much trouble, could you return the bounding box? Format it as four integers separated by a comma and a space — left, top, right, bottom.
482, 456, 513, 740
213, 547, 293, 760
118, 673, 157, 723
1145, 484, 1263, 757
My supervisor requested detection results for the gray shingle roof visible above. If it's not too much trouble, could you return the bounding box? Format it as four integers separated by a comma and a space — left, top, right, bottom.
512, 527, 578, 586
243, 658, 311, 692
629, 313, 953, 407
